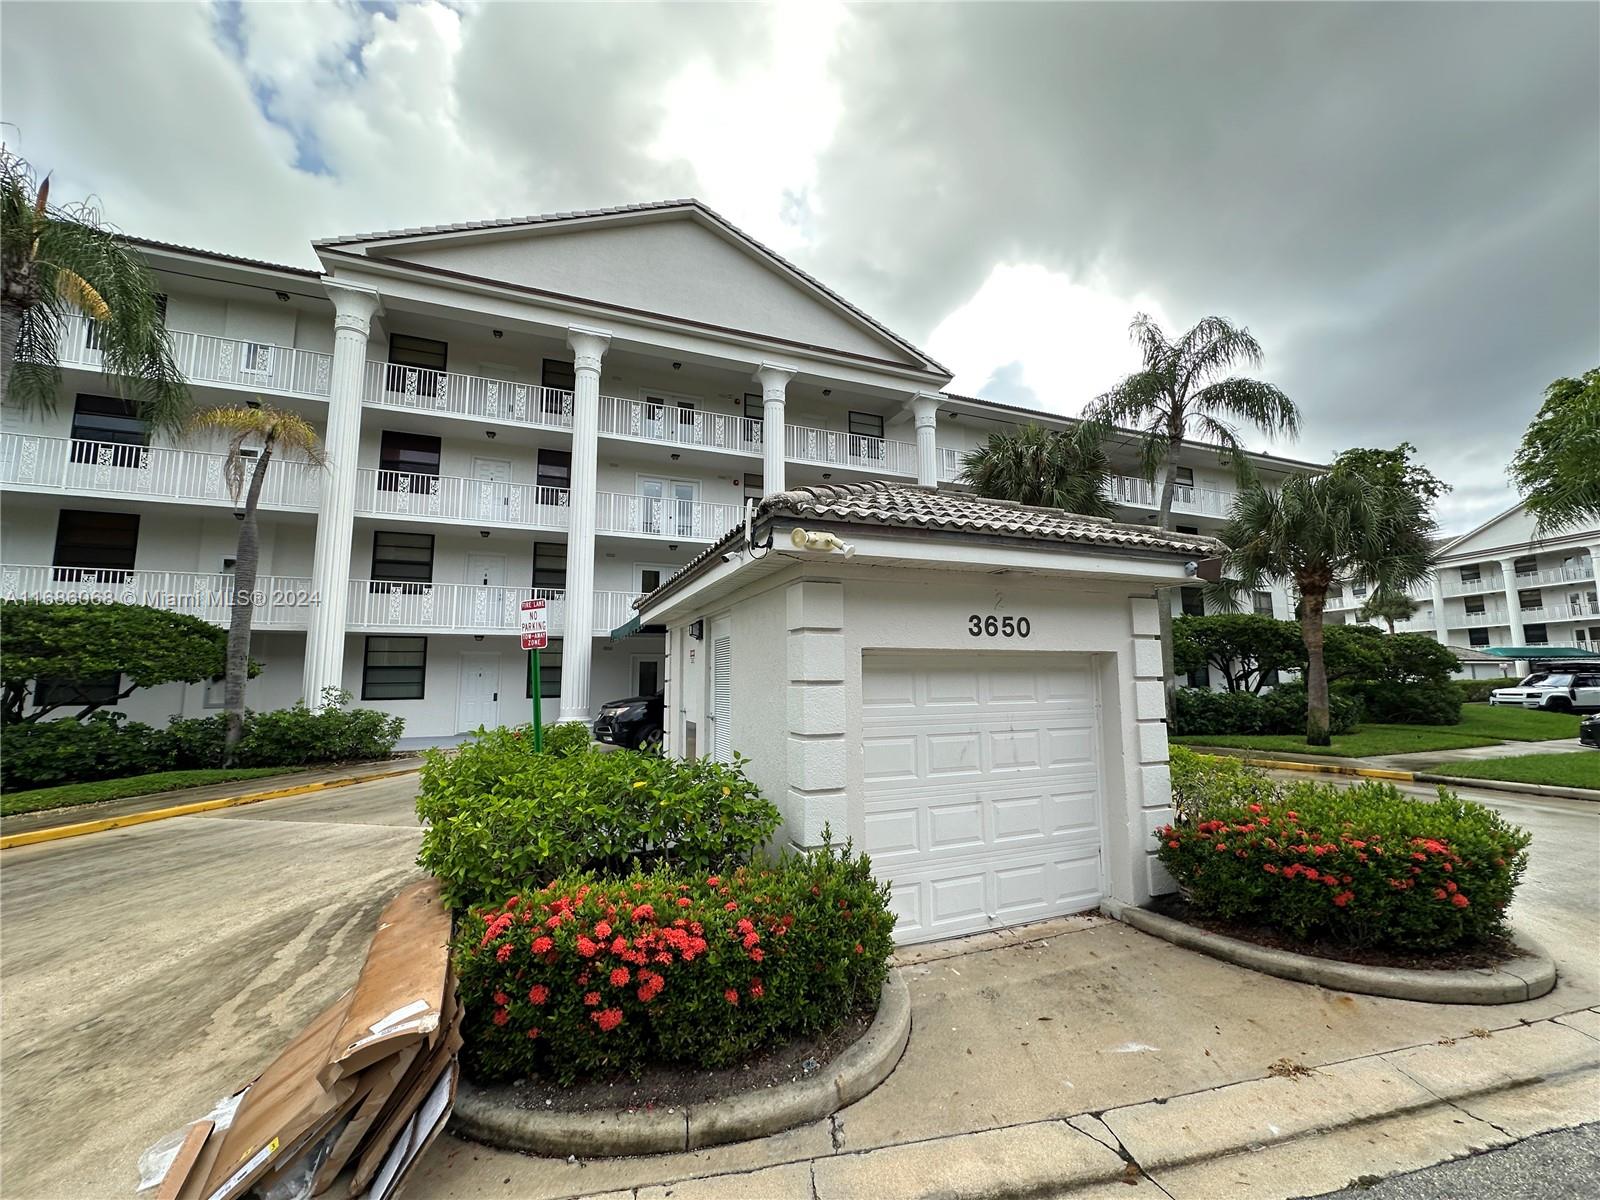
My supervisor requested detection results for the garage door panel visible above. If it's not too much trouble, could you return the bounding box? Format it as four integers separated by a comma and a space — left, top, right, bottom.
863, 654, 1106, 945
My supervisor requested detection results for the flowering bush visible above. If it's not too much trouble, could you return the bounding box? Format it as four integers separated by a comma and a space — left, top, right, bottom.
416, 728, 780, 908
1157, 749, 1530, 950
453, 842, 895, 1083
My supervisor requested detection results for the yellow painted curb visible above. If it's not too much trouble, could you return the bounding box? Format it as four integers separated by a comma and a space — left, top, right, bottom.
1194, 753, 1415, 783
0, 765, 422, 850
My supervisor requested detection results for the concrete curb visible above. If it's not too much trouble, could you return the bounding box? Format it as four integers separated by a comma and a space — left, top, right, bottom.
1118, 906, 1557, 1004
451, 970, 913, 1157
1413, 772, 1600, 803
0, 764, 423, 850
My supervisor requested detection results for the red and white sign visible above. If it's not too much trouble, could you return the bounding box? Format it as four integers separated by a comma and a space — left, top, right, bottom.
519, 598, 548, 651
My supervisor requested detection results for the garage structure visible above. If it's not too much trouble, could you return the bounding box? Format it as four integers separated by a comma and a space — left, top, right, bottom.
635, 482, 1223, 944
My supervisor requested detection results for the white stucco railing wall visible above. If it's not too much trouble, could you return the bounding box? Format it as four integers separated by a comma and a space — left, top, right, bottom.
0, 564, 315, 629
362, 360, 575, 429
355, 470, 572, 530
57, 316, 334, 400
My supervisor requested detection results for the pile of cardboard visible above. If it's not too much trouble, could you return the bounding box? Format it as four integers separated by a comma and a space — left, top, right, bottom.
139, 881, 461, 1200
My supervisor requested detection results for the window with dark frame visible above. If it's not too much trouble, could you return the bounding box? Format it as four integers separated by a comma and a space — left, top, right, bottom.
69, 394, 148, 464
541, 359, 576, 419
52, 509, 139, 582
527, 638, 563, 700
1469, 628, 1490, 647
1523, 623, 1549, 645
386, 334, 448, 396
535, 449, 571, 496
1459, 564, 1481, 584
1176, 524, 1200, 535
532, 542, 567, 590
1252, 590, 1275, 616
34, 674, 122, 710
848, 411, 885, 440
369, 530, 434, 594
743, 472, 764, 503
1464, 595, 1486, 615
1179, 587, 1206, 617
744, 394, 764, 423
1173, 466, 1196, 488
1518, 589, 1544, 612
1512, 556, 1538, 577
377, 430, 441, 492
362, 635, 427, 700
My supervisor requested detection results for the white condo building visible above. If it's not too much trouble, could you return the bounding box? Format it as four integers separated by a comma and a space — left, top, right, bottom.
1324, 501, 1600, 669
0, 200, 1313, 742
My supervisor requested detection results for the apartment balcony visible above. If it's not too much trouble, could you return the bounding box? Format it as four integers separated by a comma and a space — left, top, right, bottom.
1526, 601, 1600, 622
594, 492, 743, 542
345, 581, 640, 637
1453, 610, 1509, 628
1440, 563, 1595, 597
598, 395, 763, 456
57, 316, 334, 400
356, 469, 571, 531
0, 435, 322, 512
0, 564, 314, 629
363, 361, 574, 431
786, 424, 918, 476
1102, 474, 1234, 519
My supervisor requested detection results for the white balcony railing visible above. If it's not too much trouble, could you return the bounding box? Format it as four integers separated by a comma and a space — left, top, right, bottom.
1, 435, 321, 511
594, 492, 742, 541
598, 396, 763, 456
937, 446, 965, 484
356, 469, 570, 529
363, 361, 574, 430
0, 565, 314, 629
1102, 474, 1234, 519
57, 316, 334, 399
1452, 610, 1509, 628
786, 423, 917, 476
345, 582, 641, 636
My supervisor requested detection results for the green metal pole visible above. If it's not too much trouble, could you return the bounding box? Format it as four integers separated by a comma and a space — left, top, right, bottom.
530, 648, 544, 752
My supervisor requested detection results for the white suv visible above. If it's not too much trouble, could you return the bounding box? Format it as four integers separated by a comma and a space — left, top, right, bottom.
1490, 673, 1549, 706
1519, 672, 1600, 713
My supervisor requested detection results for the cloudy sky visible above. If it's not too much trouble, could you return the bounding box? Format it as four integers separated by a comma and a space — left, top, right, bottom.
3, 1, 1595, 533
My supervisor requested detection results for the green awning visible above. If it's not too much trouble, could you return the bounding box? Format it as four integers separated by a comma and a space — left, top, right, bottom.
608, 616, 665, 645
1480, 646, 1600, 659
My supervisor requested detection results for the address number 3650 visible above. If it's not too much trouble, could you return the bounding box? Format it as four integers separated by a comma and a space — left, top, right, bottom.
967, 614, 1031, 638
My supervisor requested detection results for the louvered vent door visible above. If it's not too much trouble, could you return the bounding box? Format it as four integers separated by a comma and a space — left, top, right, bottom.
710, 634, 733, 763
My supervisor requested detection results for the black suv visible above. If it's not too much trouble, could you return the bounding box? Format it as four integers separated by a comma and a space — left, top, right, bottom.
593, 693, 664, 751
1581, 713, 1599, 749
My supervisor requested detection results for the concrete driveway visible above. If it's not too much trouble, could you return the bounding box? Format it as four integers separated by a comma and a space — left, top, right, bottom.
0, 775, 1594, 1199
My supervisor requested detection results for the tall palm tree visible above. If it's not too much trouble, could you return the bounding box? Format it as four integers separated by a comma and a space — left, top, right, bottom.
1088, 314, 1301, 526
1, 147, 189, 432
1220, 471, 1437, 745
958, 423, 1117, 518
188, 403, 326, 762
1358, 586, 1419, 635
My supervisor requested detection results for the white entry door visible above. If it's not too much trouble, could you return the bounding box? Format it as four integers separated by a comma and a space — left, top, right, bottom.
472, 457, 513, 522
638, 477, 700, 538
861, 653, 1105, 945
458, 653, 501, 732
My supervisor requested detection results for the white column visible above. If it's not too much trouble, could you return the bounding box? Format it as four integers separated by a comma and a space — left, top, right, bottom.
302, 281, 380, 707
910, 392, 941, 488
1497, 558, 1527, 673
1429, 571, 1448, 644
558, 325, 610, 724
754, 363, 796, 495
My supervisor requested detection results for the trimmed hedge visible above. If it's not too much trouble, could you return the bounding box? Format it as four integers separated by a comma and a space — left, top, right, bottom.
1456, 680, 1507, 703
1, 695, 403, 791
454, 845, 895, 1083
416, 729, 780, 908
1341, 680, 1462, 726
1171, 683, 1362, 738
1158, 748, 1530, 950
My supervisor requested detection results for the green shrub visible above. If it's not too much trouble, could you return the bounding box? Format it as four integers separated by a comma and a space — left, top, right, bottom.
0, 712, 172, 790
453, 843, 895, 1083
1343, 680, 1462, 726
542, 721, 594, 758
1171, 684, 1361, 738
416, 731, 781, 909
1456, 680, 1506, 703
164, 691, 403, 768
1157, 749, 1530, 950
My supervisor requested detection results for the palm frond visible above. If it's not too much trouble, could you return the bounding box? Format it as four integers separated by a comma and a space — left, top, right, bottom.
54, 270, 110, 321
1190, 376, 1301, 440
959, 424, 1117, 518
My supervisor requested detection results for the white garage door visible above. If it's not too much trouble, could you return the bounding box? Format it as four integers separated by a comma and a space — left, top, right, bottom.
861, 653, 1104, 944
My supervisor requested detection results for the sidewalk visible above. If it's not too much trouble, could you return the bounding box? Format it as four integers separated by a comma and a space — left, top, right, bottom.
1193, 742, 1599, 800
0, 757, 424, 841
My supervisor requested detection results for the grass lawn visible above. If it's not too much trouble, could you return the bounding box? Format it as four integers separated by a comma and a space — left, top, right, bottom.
1172, 703, 1581, 759
1429, 752, 1600, 789
1, 768, 294, 818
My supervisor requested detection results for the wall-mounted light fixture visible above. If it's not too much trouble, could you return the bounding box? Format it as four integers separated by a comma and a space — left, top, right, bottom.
672, 362, 682, 371
822, 472, 832, 480
492, 329, 504, 339
689, 619, 704, 641
479, 530, 490, 539
473, 635, 484, 642
822, 388, 831, 396
485, 429, 497, 439
275, 291, 290, 303
670, 453, 680, 461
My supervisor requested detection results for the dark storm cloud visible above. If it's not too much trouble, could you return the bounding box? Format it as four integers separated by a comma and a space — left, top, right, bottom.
808, 2, 1598, 528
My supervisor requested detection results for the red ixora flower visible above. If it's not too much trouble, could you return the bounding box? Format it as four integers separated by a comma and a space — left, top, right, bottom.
528, 984, 549, 1005
1214, 843, 1228, 852
1332, 891, 1354, 908
583, 991, 601, 1007
496, 944, 513, 963
593, 1007, 624, 1032
724, 901, 739, 912
526, 1027, 540, 1039
1451, 893, 1470, 908
854, 943, 864, 955
576, 936, 599, 958
706, 876, 721, 887
595, 921, 613, 940
676, 897, 692, 908
610, 966, 631, 987
531, 936, 554, 955
750, 980, 765, 999
492, 991, 509, 1006
750, 947, 765, 963
725, 988, 740, 1005
492, 1008, 509, 1026
631, 903, 655, 923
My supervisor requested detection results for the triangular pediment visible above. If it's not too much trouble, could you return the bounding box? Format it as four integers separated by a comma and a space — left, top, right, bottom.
318, 203, 941, 372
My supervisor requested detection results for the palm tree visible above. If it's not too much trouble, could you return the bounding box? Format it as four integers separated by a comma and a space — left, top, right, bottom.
1358, 586, 1419, 634
1, 147, 189, 432
1088, 314, 1301, 526
188, 403, 326, 762
1220, 472, 1437, 745
958, 423, 1117, 518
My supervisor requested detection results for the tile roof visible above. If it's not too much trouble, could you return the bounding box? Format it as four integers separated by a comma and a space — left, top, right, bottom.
764, 482, 1227, 555
639, 481, 1225, 613
313, 199, 947, 375
123, 236, 321, 278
